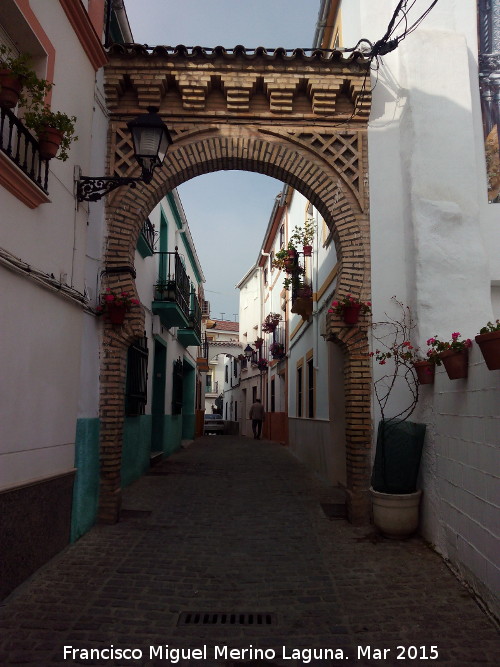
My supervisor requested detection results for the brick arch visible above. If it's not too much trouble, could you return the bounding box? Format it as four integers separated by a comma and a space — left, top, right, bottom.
99, 46, 372, 524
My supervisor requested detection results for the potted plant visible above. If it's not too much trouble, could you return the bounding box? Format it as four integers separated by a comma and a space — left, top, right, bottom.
290, 218, 316, 256
256, 358, 268, 371
97, 289, 139, 325
269, 341, 285, 359
427, 332, 472, 380
369, 298, 427, 538
262, 312, 281, 333
24, 105, 77, 161
328, 294, 371, 326
475, 319, 500, 370
0, 45, 52, 109
372, 340, 439, 385
254, 337, 264, 349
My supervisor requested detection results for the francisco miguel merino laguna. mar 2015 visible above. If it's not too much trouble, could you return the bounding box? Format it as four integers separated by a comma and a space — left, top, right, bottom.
63, 644, 440, 662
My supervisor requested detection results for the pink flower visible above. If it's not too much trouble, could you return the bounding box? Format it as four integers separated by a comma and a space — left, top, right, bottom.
379, 359, 386, 365
366, 301, 371, 307
466, 338, 472, 347
331, 301, 339, 307
426, 337, 436, 345
130, 299, 140, 305
328, 308, 334, 314
104, 294, 115, 302
452, 332, 460, 340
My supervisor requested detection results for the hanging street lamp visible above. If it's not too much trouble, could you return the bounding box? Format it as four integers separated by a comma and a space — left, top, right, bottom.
76, 107, 172, 202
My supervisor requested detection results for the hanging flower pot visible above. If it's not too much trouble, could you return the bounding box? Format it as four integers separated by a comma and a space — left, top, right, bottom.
107, 303, 127, 324
413, 360, 435, 385
343, 303, 362, 325
254, 337, 264, 349
475, 330, 500, 370
0, 70, 23, 108
37, 126, 64, 160
107, 303, 127, 325
303, 244, 312, 257
440, 348, 469, 380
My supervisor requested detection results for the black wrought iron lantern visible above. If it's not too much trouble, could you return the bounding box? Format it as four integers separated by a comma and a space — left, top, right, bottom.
76, 107, 172, 202
127, 107, 172, 183
244, 344, 254, 360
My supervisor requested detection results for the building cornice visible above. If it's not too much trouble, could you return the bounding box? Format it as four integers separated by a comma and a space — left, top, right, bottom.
59, 0, 107, 71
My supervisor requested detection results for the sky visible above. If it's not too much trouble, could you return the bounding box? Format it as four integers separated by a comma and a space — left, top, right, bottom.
124, 0, 322, 321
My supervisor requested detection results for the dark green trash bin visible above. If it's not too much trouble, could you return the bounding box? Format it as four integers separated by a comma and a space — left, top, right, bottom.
371, 419, 426, 494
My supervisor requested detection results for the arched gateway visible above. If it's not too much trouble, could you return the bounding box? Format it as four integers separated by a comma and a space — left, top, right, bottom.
99, 44, 372, 524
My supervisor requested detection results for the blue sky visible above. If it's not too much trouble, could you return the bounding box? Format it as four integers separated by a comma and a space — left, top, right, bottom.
124, 0, 321, 321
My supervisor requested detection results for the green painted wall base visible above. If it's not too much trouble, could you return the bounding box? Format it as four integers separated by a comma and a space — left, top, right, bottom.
182, 413, 195, 440
71, 418, 100, 543
163, 414, 183, 456
122, 415, 152, 488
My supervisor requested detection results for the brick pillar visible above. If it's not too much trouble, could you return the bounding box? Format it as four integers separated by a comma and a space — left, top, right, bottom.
327, 317, 372, 525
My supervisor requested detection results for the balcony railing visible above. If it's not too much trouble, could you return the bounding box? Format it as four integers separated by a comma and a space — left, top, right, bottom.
154, 251, 190, 320
0, 107, 49, 193
188, 292, 202, 340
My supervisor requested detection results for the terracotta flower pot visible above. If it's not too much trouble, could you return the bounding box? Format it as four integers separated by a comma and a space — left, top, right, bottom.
440, 348, 469, 380
37, 127, 64, 160
0, 70, 23, 108
303, 244, 312, 256
107, 303, 127, 325
475, 330, 500, 370
342, 303, 361, 325
413, 360, 435, 385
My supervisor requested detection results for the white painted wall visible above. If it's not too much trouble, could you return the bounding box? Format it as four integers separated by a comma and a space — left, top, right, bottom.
0, 3, 98, 487
339, 0, 500, 614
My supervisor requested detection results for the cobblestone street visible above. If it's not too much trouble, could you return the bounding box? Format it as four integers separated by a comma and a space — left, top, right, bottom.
0, 436, 498, 666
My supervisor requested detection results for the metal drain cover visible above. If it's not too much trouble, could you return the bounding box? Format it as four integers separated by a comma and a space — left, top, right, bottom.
177, 612, 276, 626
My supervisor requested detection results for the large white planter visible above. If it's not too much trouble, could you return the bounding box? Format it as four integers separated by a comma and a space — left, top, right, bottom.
370, 487, 422, 539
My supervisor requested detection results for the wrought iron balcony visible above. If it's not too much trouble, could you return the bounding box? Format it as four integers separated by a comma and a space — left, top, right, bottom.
0, 107, 49, 193
137, 218, 156, 257
152, 250, 190, 328
178, 291, 202, 347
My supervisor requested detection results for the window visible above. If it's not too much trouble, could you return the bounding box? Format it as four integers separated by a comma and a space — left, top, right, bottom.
297, 365, 303, 417
269, 251, 274, 270
225, 365, 228, 383
125, 336, 148, 416
233, 359, 238, 377
307, 357, 315, 418
264, 268, 268, 284
172, 358, 183, 414
279, 224, 285, 248
270, 378, 275, 412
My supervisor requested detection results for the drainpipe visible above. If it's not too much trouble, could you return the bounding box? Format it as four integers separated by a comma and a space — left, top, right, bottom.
312, 210, 320, 370
260, 252, 272, 413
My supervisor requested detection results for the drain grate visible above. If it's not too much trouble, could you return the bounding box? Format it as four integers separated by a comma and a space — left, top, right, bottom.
177, 612, 275, 627
321, 503, 347, 519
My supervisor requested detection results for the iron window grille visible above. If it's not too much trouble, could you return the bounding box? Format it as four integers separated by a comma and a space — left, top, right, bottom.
141, 217, 156, 252
125, 336, 148, 416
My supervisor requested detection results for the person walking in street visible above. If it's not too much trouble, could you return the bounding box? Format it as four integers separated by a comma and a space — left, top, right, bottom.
249, 398, 265, 439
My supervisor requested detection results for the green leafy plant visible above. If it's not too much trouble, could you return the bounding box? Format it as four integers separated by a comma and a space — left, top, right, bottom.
0, 45, 52, 108
24, 106, 77, 161
290, 218, 316, 248
426, 332, 473, 354
479, 319, 500, 334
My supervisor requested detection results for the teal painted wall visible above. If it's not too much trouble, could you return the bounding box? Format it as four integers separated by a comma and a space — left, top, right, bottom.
182, 362, 196, 440
164, 414, 183, 455
71, 418, 100, 543
121, 416, 152, 488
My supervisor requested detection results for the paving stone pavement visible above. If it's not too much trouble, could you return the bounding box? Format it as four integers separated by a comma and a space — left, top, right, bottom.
0, 436, 498, 667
